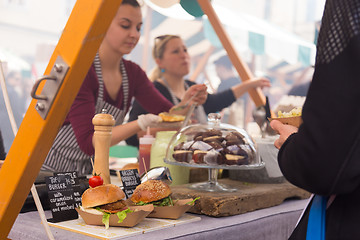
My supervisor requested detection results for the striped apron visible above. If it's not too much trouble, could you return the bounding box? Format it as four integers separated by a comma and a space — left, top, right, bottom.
42, 54, 129, 175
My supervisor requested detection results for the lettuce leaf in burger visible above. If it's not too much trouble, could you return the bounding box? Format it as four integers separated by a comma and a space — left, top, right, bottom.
80, 184, 132, 229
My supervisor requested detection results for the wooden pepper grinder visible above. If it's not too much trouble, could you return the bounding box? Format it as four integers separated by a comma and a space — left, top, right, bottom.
92, 109, 115, 184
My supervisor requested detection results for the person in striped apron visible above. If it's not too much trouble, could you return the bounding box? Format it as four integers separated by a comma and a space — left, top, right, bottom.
271, 0, 360, 238
42, 0, 207, 175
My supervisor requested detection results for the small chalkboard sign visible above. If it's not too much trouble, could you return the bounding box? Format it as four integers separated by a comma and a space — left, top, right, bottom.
46, 174, 78, 223
119, 169, 141, 198
55, 171, 82, 208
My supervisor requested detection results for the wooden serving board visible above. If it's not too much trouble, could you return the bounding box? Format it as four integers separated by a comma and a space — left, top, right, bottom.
171, 179, 311, 217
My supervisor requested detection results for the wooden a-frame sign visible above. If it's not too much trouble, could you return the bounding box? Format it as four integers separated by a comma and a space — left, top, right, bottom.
0, 0, 123, 238
0, 0, 267, 238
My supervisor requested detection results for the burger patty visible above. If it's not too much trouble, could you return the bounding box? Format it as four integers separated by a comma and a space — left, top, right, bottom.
98, 200, 127, 213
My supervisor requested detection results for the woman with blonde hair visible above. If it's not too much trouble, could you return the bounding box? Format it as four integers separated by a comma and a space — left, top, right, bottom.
126, 34, 270, 147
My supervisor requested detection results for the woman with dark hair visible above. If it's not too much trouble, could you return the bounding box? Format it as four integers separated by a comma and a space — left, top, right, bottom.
42, 0, 207, 175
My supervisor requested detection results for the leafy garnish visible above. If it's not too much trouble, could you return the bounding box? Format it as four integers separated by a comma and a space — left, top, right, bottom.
186, 197, 200, 205
152, 196, 174, 206
116, 208, 133, 223
135, 196, 174, 207
102, 212, 110, 229
96, 207, 133, 229
134, 201, 147, 206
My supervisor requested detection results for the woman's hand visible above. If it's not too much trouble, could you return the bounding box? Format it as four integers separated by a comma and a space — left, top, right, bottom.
270, 120, 298, 149
247, 77, 271, 89
170, 84, 207, 115
231, 77, 271, 99
185, 84, 208, 105
137, 114, 162, 131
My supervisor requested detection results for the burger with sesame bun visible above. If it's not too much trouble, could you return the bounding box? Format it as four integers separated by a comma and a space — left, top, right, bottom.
80, 184, 132, 228
131, 180, 174, 206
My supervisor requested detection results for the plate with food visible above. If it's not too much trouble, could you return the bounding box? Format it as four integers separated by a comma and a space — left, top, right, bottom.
159, 112, 185, 122
77, 184, 153, 228
269, 107, 303, 128
149, 112, 185, 128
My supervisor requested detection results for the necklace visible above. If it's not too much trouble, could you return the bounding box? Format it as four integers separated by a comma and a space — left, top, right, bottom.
161, 77, 189, 105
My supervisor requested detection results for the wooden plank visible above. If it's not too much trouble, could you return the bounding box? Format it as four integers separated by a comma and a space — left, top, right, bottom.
197, 0, 266, 107
172, 179, 311, 217
0, 1, 123, 238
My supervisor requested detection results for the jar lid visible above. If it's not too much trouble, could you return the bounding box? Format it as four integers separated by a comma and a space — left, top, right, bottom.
165, 114, 260, 169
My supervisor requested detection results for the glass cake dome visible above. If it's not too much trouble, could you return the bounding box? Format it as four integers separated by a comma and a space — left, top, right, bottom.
164, 113, 264, 192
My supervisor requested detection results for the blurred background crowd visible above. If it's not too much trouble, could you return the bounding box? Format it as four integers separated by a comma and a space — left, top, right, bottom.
0, 0, 325, 152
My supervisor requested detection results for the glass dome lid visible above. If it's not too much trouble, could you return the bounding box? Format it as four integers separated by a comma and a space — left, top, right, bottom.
165, 113, 262, 170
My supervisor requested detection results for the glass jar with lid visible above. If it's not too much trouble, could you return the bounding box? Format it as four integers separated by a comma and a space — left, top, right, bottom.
164, 113, 264, 192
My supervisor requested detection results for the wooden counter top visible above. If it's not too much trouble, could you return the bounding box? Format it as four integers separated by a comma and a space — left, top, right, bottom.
171, 179, 310, 217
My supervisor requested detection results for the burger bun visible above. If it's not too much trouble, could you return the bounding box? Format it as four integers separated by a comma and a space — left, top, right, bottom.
82, 184, 125, 208
131, 180, 171, 203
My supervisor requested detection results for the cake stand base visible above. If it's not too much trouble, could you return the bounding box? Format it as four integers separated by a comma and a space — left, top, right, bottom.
188, 168, 237, 192
189, 181, 237, 192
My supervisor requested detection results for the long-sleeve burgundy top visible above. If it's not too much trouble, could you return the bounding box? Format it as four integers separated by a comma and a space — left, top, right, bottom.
63, 59, 173, 155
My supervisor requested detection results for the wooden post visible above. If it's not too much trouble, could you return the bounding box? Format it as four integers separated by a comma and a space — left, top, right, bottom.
197, 0, 266, 107
0, 0, 123, 238
189, 45, 215, 82
92, 112, 115, 184
141, 5, 153, 72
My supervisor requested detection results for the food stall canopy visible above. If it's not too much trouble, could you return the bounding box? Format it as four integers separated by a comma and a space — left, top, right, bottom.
144, 0, 316, 67
145, 0, 195, 20
203, 5, 316, 66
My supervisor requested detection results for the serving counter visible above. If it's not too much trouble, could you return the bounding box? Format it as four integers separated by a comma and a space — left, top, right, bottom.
9, 198, 308, 240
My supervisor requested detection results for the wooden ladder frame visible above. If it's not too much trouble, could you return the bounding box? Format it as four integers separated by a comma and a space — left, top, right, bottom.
0, 1, 123, 238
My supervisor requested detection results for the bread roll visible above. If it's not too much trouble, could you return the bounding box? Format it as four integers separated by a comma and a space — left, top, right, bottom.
82, 184, 125, 208
131, 180, 171, 203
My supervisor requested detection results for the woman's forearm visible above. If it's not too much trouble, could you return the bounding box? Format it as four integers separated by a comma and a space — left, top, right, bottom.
231, 81, 251, 99
111, 121, 141, 146
231, 77, 270, 99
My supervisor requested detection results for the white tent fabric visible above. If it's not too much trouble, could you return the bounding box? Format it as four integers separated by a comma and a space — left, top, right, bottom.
210, 5, 316, 65
144, 0, 316, 66
145, 0, 195, 20
0, 48, 30, 71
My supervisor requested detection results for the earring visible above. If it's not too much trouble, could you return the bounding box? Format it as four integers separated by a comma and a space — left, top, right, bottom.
161, 68, 165, 73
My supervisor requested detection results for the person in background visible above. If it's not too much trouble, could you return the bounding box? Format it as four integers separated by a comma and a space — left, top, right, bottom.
0, 130, 6, 160
126, 35, 270, 147
0, 130, 5, 168
0, 70, 25, 152
288, 80, 311, 97
42, 0, 207, 175
4, 70, 25, 125
215, 55, 241, 92
270, 0, 360, 238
